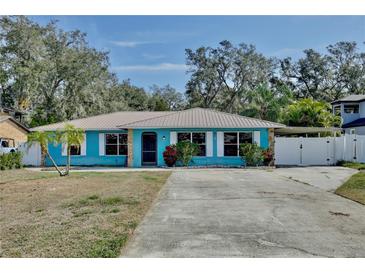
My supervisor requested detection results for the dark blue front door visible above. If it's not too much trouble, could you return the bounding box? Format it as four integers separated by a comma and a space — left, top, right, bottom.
142, 132, 157, 166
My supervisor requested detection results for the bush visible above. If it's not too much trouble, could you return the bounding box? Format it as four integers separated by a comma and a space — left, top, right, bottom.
0, 151, 23, 170
176, 141, 199, 166
163, 145, 177, 167
239, 143, 264, 166
262, 148, 273, 166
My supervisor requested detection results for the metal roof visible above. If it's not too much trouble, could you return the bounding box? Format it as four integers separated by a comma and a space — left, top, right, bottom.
118, 108, 285, 129
31, 111, 173, 131
331, 95, 365, 104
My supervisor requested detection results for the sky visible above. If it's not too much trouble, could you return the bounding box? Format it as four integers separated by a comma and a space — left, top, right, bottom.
31, 16, 365, 92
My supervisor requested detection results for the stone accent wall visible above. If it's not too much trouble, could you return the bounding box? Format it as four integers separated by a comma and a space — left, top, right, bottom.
127, 129, 133, 167
0, 120, 28, 145
268, 128, 275, 165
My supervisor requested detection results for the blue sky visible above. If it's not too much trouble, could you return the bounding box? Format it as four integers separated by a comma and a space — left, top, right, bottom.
31, 16, 365, 92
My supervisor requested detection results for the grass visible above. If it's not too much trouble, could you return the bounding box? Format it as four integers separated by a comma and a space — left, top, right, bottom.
0, 169, 171, 257
335, 171, 365, 205
338, 161, 365, 170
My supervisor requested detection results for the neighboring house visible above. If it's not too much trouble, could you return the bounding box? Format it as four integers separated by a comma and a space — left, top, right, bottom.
0, 114, 30, 146
332, 95, 365, 135
31, 108, 284, 167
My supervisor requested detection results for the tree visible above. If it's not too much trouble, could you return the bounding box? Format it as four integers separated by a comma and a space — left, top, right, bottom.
185, 41, 277, 113
241, 84, 292, 122
149, 84, 185, 111
27, 131, 65, 176
281, 98, 342, 127
0, 16, 128, 127
280, 42, 365, 102
55, 124, 85, 176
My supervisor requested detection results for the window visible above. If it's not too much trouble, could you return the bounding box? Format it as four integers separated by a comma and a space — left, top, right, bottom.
70, 145, 81, 156
224, 132, 253, 156
333, 105, 341, 116
177, 132, 206, 156
105, 133, 128, 155
344, 104, 359, 114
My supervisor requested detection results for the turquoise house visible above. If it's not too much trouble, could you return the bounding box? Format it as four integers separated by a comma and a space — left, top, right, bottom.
31, 108, 285, 167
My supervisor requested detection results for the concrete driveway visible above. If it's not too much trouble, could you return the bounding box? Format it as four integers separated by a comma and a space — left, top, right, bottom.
122, 167, 365, 257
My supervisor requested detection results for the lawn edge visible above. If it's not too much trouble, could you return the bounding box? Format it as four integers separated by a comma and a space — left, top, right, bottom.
118, 171, 173, 257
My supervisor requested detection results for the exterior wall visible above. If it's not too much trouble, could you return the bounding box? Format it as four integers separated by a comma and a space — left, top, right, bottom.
0, 120, 28, 145
360, 101, 365, 118
46, 128, 270, 167
339, 103, 360, 124
132, 128, 269, 167
344, 126, 365, 135
46, 130, 127, 166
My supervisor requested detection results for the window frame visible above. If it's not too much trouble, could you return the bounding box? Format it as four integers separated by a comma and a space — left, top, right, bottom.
223, 132, 253, 157
344, 104, 359, 114
177, 132, 206, 157
104, 133, 128, 156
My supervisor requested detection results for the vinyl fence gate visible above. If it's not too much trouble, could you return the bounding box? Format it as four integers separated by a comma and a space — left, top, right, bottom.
274, 135, 365, 166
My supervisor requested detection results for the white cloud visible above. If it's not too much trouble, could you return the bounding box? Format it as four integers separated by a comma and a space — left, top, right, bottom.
113, 63, 188, 72
110, 40, 156, 48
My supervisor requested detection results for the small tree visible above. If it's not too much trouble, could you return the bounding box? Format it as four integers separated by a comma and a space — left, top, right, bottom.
240, 143, 264, 166
55, 124, 85, 176
27, 131, 66, 176
176, 141, 199, 167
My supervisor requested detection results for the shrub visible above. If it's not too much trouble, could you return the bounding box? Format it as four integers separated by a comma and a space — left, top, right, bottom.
163, 145, 177, 167
0, 151, 23, 170
239, 143, 264, 166
176, 141, 199, 166
262, 148, 273, 166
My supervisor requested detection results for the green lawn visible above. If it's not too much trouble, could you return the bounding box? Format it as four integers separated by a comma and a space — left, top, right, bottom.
335, 171, 365, 205
0, 169, 171, 257
339, 161, 365, 170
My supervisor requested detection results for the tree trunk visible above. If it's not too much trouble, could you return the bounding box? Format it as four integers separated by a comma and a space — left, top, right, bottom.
65, 145, 71, 176
45, 151, 66, 176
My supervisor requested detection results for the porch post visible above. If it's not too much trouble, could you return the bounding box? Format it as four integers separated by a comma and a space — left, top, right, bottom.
127, 129, 133, 167
268, 128, 275, 166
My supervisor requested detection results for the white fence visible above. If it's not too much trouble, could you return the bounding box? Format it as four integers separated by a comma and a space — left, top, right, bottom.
18, 142, 42, 166
275, 135, 365, 166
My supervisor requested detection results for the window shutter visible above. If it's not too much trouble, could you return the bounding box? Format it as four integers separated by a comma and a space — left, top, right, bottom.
99, 133, 105, 156
170, 131, 177, 144
80, 134, 87, 156
253, 131, 261, 147
217, 131, 224, 157
206, 131, 213, 157
61, 143, 67, 156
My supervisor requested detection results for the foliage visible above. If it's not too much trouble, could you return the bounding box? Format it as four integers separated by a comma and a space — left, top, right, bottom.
241, 84, 292, 122
337, 161, 365, 170
185, 40, 277, 113
239, 143, 264, 166
149, 84, 185, 111
27, 131, 66, 175
55, 123, 85, 176
163, 145, 178, 167
0, 151, 23, 170
281, 98, 342, 127
175, 141, 199, 166
262, 149, 273, 166
280, 42, 365, 101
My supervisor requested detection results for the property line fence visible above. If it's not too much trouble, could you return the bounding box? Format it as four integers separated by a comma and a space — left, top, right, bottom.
275, 135, 365, 166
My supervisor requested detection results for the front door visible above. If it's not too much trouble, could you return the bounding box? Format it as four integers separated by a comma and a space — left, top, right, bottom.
142, 132, 157, 166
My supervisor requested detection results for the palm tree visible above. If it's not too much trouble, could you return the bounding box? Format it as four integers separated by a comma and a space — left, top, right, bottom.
56, 124, 85, 176
243, 85, 292, 122
27, 131, 66, 176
